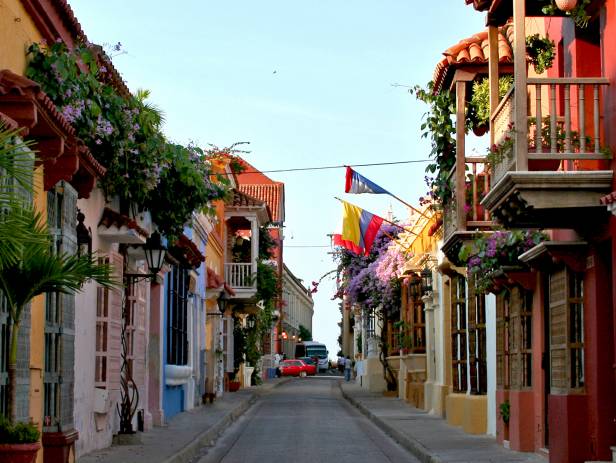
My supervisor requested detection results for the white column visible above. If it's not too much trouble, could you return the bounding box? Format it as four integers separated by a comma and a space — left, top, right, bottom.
486, 293, 497, 436
249, 217, 259, 288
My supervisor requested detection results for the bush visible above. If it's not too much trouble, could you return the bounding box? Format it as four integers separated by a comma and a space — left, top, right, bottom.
0, 416, 40, 444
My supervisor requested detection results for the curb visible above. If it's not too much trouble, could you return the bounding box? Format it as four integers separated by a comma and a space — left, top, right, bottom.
163, 378, 292, 463
338, 381, 441, 463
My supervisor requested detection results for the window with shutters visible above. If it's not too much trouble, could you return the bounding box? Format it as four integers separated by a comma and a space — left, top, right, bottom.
167, 266, 189, 366
366, 308, 376, 339
497, 286, 533, 390
44, 182, 77, 431
95, 258, 110, 388
549, 266, 584, 393
496, 292, 509, 388
509, 286, 533, 389
451, 275, 468, 393
404, 279, 426, 353
468, 280, 487, 394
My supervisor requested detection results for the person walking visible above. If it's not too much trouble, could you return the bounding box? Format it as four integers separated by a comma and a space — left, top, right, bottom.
344, 356, 352, 382
338, 355, 345, 374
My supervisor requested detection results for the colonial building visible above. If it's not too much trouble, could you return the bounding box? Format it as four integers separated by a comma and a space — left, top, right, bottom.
281, 264, 314, 358
463, 1, 616, 461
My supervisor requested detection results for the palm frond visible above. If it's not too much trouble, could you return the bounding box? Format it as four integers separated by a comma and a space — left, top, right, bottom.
134, 88, 165, 129
0, 123, 37, 194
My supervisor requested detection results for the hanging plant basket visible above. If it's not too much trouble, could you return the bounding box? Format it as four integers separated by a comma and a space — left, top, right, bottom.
555, 0, 578, 11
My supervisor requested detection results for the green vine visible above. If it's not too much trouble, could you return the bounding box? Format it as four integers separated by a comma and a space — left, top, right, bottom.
410, 82, 456, 206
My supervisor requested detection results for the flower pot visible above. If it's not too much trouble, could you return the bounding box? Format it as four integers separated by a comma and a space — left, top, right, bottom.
228, 380, 241, 392
472, 124, 488, 137
555, 0, 578, 11
0, 442, 41, 463
42, 429, 78, 463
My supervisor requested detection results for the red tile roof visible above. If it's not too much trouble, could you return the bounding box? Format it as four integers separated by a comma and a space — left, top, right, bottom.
239, 183, 284, 223
0, 70, 106, 197
206, 267, 236, 296
98, 207, 149, 239
20, 1, 130, 97
0, 70, 76, 138
228, 187, 272, 214
173, 234, 205, 268
433, 25, 513, 93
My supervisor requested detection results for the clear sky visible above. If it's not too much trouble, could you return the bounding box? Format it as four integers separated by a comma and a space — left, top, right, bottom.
70, 0, 487, 359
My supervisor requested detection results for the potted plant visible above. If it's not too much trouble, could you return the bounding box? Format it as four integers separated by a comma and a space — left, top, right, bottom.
468, 76, 513, 136
542, 0, 592, 28
526, 34, 556, 74
499, 400, 510, 442
228, 372, 241, 392
0, 416, 40, 463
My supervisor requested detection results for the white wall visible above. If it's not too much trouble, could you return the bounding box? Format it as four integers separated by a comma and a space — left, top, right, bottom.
74, 188, 118, 456
486, 293, 497, 436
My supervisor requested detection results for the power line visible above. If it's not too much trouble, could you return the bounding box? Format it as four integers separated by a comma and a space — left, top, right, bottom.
231, 159, 430, 175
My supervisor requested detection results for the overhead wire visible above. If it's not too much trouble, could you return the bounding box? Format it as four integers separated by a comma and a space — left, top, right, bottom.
227, 158, 431, 175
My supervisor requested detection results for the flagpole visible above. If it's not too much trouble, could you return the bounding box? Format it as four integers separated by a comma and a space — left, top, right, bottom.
387, 192, 431, 221
334, 197, 418, 236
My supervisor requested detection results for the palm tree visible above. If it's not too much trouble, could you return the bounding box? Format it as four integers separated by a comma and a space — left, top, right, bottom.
0, 123, 117, 423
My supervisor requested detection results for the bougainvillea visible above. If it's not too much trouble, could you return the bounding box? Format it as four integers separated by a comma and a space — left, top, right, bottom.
25, 40, 236, 239
334, 224, 405, 316
459, 229, 548, 293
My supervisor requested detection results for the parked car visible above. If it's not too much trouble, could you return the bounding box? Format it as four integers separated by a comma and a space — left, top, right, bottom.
297, 357, 317, 376
279, 359, 312, 377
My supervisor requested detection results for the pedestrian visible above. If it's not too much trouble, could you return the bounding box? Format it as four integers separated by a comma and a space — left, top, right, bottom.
344, 356, 352, 382
338, 355, 345, 373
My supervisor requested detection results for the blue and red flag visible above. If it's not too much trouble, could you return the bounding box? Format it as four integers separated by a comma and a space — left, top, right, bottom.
335, 200, 384, 255
345, 166, 391, 195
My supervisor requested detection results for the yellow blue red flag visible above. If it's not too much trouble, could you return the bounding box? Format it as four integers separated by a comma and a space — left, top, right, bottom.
337, 200, 384, 255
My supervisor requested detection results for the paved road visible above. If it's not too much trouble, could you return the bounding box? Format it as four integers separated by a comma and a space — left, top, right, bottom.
197, 378, 419, 463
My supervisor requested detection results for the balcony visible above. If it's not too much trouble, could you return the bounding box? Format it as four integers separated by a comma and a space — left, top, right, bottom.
482, 77, 612, 229
442, 158, 495, 264
224, 188, 271, 305
224, 263, 255, 291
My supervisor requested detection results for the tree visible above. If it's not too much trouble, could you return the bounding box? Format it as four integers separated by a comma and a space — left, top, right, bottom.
0, 124, 116, 422
299, 324, 312, 342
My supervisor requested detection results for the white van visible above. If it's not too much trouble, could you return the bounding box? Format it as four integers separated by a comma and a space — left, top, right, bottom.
295, 341, 329, 372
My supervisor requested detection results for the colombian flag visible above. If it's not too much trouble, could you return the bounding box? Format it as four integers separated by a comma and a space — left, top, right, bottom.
335, 200, 384, 255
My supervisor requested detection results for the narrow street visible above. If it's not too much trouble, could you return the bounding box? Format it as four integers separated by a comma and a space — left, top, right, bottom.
197, 378, 418, 463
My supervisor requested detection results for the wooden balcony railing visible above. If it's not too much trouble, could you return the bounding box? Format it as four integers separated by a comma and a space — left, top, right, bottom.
490, 77, 610, 186
443, 158, 493, 242
224, 262, 255, 289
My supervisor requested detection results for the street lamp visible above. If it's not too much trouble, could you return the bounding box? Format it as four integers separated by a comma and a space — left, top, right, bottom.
143, 231, 166, 277
421, 265, 433, 296
218, 291, 229, 314
76, 210, 92, 258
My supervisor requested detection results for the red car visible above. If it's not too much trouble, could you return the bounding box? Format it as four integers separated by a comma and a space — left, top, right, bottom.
279, 359, 316, 377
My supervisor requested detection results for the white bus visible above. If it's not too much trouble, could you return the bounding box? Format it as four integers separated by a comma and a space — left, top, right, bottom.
295, 341, 329, 372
